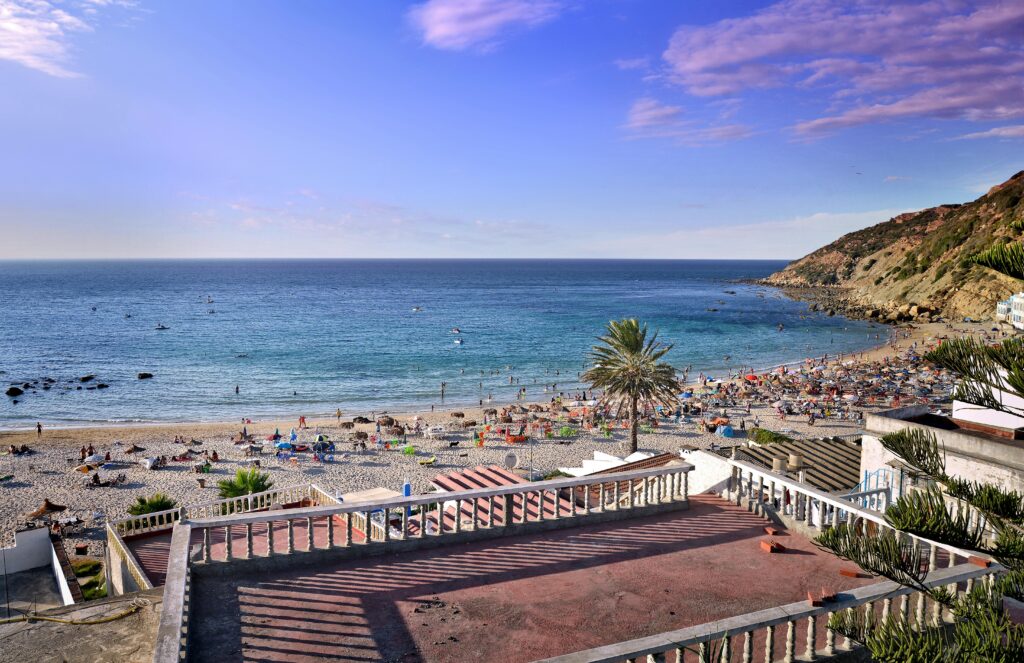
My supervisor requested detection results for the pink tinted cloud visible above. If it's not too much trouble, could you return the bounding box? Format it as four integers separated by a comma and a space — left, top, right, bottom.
958, 125, 1024, 140
661, 0, 1024, 135
623, 97, 752, 146
408, 0, 564, 52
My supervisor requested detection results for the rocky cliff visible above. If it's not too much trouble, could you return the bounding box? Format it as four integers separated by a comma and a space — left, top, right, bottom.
764, 171, 1024, 322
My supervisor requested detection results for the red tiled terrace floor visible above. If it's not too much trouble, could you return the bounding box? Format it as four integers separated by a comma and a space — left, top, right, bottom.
188, 495, 874, 662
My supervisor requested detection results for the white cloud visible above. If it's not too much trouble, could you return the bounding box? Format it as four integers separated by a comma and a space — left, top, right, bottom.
408, 0, 564, 52
957, 125, 1024, 140
0, 0, 133, 77
624, 97, 682, 129
613, 56, 648, 71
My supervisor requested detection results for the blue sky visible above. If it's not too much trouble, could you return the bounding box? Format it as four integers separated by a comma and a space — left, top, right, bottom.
1, 0, 1022, 259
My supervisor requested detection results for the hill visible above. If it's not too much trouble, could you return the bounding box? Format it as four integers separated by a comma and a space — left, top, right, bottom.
763, 171, 1024, 322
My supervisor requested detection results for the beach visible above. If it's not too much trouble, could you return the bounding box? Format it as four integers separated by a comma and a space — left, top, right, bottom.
0, 320, 998, 557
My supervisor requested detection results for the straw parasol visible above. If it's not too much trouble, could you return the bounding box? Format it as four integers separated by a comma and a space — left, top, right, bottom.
353, 431, 369, 441
378, 416, 396, 427
353, 416, 371, 424
451, 412, 465, 418
339, 421, 355, 429
483, 408, 498, 416
499, 415, 513, 424
462, 420, 477, 428
125, 443, 145, 454
28, 499, 67, 520
387, 426, 404, 436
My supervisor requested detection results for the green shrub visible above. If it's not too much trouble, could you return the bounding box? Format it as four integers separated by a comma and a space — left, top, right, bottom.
127, 493, 177, 517
217, 468, 274, 499
543, 470, 572, 480
558, 426, 577, 438
749, 427, 794, 445
71, 559, 101, 577
81, 573, 107, 601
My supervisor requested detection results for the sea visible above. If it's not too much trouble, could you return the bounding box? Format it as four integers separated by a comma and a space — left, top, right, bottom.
0, 260, 885, 428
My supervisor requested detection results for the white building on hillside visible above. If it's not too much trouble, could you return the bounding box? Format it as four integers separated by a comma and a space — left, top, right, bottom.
997, 292, 1024, 329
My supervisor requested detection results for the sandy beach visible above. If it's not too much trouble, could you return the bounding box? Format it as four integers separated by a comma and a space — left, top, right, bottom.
0, 321, 999, 556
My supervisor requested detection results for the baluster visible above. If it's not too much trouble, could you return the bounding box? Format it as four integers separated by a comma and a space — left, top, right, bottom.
267, 520, 275, 556
645, 652, 666, 663
825, 612, 836, 655
503, 493, 513, 526
805, 615, 816, 660
756, 477, 765, 515
599, 483, 606, 510
552, 490, 560, 519
202, 527, 211, 563
401, 509, 408, 539
455, 501, 463, 532
746, 473, 754, 511
584, 485, 591, 514
734, 469, 743, 506
900, 594, 909, 620
245, 523, 253, 558
613, 481, 620, 509
742, 630, 753, 663
784, 619, 796, 663
472, 498, 480, 530
683, 471, 689, 501
307, 516, 315, 550
328, 513, 335, 547
488, 496, 496, 526
698, 642, 708, 663
720, 634, 731, 662
286, 519, 295, 553
764, 624, 775, 663
346, 512, 355, 544
628, 479, 635, 508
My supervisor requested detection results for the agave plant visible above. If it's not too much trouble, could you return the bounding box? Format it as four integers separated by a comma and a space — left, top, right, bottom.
583, 318, 680, 453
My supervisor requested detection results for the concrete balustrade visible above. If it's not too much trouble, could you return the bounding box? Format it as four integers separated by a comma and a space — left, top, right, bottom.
113, 483, 339, 536
183, 465, 693, 564
536, 563, 999, 663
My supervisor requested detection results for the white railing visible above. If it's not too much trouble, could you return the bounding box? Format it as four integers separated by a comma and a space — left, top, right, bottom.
113, 483, 333, 536
183, 465, 692, 564
841, 486, 891, 512
536, 563, 999, 663
106, 523, 154, 591
726, 459, 984, 565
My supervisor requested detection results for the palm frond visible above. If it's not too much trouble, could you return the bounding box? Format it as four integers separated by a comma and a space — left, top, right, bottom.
879, 428, 947, 481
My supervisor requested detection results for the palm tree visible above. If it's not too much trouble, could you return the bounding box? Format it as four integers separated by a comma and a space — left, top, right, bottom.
217, 467, 274, 500
583, 318, 680, 453
126, 493, 177, 516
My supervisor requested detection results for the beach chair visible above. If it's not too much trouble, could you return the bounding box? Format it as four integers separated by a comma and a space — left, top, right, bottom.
418, 455, 437, 466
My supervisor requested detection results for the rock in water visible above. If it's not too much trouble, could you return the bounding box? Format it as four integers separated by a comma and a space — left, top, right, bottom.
138, 372, 154, 380
5, 386, 23, 397
79, 374, 95, 382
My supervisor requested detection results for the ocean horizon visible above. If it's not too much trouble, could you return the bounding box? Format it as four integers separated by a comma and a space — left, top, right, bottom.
0, 259, 883, 428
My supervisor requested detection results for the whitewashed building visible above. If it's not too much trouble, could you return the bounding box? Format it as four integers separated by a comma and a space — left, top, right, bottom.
997, 291, 1024, 328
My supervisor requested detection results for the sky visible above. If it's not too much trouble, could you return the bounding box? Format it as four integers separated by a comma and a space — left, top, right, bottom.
0, 0, 1022, 260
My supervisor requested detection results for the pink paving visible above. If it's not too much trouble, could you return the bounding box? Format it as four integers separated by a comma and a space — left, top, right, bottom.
188, 495, 875, 663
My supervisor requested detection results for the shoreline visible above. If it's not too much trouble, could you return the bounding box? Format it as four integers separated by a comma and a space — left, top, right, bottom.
1, 321, 897, 434
0, 323, 916, 438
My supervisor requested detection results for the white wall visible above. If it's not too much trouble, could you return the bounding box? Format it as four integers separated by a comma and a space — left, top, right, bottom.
953, 398, 1024, 431
680, 450, 733, 495
50, 544, 76, 606
0, 527, 52, 575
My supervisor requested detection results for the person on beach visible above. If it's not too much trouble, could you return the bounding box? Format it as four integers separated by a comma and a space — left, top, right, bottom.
36, 422, 42, 437
80, 446, 87, 461
336, 408, 342, 423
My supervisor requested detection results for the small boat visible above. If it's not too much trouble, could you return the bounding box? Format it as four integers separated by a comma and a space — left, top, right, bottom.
706, 308, 719, 312
207, 309, 216, 314
206, 297, 214, 304
454, 338, 464, 345
124, 313, 132, 319
451, 327, 461, 334
412, 306, 423, 312
155, 324, 169, 331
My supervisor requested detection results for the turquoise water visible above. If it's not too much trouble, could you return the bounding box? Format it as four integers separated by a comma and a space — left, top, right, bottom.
0, 260, 882, 427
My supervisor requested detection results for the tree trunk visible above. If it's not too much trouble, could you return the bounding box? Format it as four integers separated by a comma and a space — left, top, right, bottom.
629, 395, 639, 453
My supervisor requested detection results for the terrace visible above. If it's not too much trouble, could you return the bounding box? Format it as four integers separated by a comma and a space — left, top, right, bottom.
148, 460, 998, 663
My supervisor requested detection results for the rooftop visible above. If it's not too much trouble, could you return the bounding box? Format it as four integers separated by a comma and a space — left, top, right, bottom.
187, 494, 872, 663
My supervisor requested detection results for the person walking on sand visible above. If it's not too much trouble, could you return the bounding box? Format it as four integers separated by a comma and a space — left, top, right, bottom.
36, 422, 42, 437
336, 408, 342, 423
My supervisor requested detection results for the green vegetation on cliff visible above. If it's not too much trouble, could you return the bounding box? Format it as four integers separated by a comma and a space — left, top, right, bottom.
765, 171, 1024, 320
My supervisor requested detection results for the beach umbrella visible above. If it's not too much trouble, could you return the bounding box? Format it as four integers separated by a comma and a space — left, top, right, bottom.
339, 421, 355, 429
451, 412, 465, 418
275, 441, 292, 449
28, 499, 67, 520
73, 463, 97, 473
125, 444, 145, 454
483, 408, 498, 416
84, 453, 104, 464
353, 431, 369, 440
378, 416, 396, 426
353, 416, 371, 424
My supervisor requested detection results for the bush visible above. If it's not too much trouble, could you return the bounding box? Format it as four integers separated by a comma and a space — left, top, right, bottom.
749, 427, 794, 445
217, 467, 274, 499
127, 493, 177, 517
558, 426, 577, 438
543, 470, 572, 480
81, 573, 107, 600
72, 559, 102, 577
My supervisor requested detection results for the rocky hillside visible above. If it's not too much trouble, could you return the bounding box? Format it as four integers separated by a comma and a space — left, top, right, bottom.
764, 171, 1024, 322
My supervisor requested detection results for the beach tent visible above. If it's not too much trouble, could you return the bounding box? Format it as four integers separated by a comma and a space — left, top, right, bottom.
715, 425, 735, 438
275, 441, 293, 450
